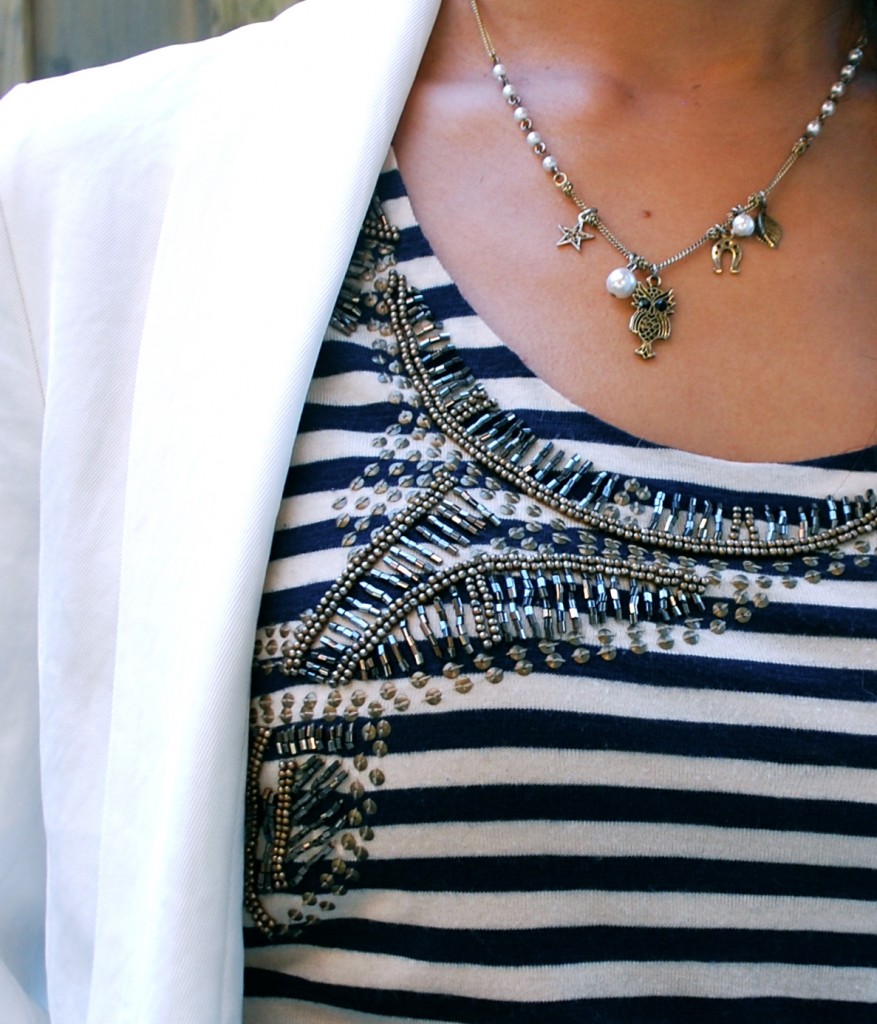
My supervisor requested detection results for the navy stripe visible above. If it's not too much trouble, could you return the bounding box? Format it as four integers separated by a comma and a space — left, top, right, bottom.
295, 403, 396, 435
296, 402, 390, 433
268, 519, 339, 561
261, 530, 877, 638
248, 920, 877, 967
797, 448, 877, 473
396, 223, 439, 264
735, 599, 877, 639
244, 972, 877, 1023
370, 784, 877, 837
354, 856, 876, 901
282, 458, 386, 497
310, 337, 381, 378
377, 709, 877, 770
375, 166, 407, 202
257, 582, 332, 628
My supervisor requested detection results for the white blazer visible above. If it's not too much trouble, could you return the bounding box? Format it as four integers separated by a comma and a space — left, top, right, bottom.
0, 1, 441, 1020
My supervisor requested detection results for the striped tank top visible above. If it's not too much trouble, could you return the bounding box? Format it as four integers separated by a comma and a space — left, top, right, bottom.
242, 153, 877, 1023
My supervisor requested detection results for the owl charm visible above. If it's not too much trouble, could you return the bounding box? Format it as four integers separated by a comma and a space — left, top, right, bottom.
629, 277, 676, 359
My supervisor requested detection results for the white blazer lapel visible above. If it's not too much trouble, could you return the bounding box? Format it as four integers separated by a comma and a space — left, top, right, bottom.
86, 2, 440, 1020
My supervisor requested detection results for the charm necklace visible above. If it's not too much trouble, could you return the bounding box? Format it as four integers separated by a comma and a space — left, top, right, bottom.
469, 0, 867, 359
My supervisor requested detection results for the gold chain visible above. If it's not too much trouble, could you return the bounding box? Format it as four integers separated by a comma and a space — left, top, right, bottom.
468, 0, 868, 357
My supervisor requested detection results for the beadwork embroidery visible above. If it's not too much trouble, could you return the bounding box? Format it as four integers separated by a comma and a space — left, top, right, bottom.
244, 187, 876, 939
278, 263, 873, 692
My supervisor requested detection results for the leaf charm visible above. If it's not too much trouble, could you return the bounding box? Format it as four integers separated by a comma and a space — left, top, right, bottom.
753, 207, 782, 249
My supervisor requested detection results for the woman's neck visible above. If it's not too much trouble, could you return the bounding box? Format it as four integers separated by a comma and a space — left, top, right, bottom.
395, 0, 877, 462
447, 1, 859, 91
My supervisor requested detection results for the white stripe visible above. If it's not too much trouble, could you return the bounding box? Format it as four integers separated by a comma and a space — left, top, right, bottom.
367, 748, 874, 804
245, 945, 877, 1003
372, 669, 877, 736
274, 490, 348, 531
306, 369, 402, 408
390, 252, 450, 290
263, 548, 349, 595
365, 821, 877, 869
685, 627, 877, 672
273, 480, 421, 531
293, 424, 389, 464
382, 194, 417, 232
707, 575, 876, 612
257, 888, 877, 935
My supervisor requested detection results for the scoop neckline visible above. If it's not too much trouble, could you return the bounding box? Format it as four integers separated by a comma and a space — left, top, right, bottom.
382, 148, 877, 482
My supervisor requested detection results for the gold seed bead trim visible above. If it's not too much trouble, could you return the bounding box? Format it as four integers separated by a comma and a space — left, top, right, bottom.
244, 726, 281, 936
293, 551, 704, 687
288, 472, 458, 674
386, 271, 877, 558
270, 760, 296, 890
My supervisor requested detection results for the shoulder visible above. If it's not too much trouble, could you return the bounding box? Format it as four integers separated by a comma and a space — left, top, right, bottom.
0, 0, 438, 201
0, 8, 304, 182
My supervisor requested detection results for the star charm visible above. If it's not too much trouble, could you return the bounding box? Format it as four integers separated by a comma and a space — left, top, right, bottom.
556, 220, 595, 252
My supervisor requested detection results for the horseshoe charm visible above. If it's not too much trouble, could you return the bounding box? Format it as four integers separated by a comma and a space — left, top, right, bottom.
711, 235, 743, 274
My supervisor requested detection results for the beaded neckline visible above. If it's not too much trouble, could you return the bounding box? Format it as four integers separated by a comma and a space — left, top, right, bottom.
382, 267, 875, 558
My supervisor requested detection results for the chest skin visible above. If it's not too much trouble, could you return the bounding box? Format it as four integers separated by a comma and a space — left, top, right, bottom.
394, 7, 877, 464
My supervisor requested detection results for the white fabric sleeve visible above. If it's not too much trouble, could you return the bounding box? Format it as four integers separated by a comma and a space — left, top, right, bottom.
0, 81, 51, 1024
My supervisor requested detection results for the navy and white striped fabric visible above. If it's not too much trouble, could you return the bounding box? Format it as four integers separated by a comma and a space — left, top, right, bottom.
243, 154, 877, 1024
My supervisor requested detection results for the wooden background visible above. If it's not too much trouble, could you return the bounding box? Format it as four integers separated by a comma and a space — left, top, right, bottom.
1, 0, 297, 96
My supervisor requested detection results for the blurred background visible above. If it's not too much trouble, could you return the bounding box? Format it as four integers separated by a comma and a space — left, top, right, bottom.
1, 0, 298, 96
